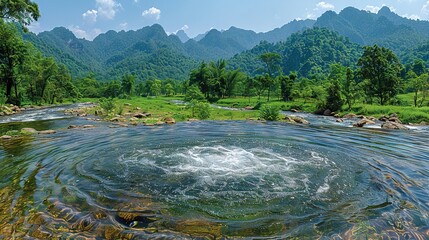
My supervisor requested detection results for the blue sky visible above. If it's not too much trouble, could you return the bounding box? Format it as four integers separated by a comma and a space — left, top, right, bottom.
30, 0, 429, 40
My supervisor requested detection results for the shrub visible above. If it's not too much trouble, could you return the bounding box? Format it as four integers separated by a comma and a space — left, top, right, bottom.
188, 100, 211, 119
259, 105, 279, 121
99, 98, 115, 113
185, 85, 205, 102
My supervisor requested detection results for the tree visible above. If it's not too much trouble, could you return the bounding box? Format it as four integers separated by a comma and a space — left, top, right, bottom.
408, 71, 429, 107
260, 52, 281, 101
208, 59, 226, 99
412, 59, 426, 77
121, 74, 135, 96
280, 73, 296, 101
342, 68, 358, 110
0, 23, 28, 104
189, 62, 210, 98
357, 45, 403, 105
150, 79, 162, 96
164, 83, 175, 96
324, 80, 343, 112
0, 0, 40, 28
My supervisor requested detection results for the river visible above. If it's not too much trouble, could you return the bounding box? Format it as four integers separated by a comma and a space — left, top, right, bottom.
0, 104, 428, 239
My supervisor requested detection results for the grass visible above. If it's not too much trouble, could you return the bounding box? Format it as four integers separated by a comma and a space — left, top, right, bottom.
74, 93, 429, 124
79, 96, 260, 122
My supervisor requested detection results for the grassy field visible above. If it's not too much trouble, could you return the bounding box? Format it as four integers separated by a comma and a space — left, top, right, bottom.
80, 96, 260, 123
77, 93, 429, 124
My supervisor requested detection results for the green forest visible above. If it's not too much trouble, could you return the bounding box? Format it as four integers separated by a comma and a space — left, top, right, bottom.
1, 0, 429, 123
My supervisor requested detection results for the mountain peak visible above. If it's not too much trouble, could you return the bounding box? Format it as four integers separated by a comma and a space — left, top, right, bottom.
378, 6, 393, 15
175, 30, 190, 43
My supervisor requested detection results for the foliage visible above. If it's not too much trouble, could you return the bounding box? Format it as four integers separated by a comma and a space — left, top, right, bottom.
324, 80, 344, 112
187, 100, 211, 119
0, 0, 40, 28
98, 97, 115, 113
259, 105, 280, 121
358, 45, 403, 105
184, 85, 205, 102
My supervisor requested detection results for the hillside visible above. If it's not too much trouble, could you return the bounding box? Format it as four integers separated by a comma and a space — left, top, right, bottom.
229, 28, 362, 77
314, 6, 429, 55
20, 6, 429, 81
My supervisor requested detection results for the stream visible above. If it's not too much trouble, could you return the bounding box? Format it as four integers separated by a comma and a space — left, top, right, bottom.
0, 104, 428, 239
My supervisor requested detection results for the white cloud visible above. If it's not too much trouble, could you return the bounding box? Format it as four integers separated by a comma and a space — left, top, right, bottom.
28, 22, 41, 33
316, 2, 335, 10
96, 0, 121, 19
364, 5, 381, 13
142, 7, 161, 20
181, 25, 189, 31
422, 1, 429, 17
119, 22, 128, 30
69, 25, 102, 40
403, 14, 421, 20
83, 9, 98, 23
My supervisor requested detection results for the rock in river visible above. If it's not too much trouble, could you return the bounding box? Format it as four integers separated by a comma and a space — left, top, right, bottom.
39, 130, 56, 135
353, 118, 376, 128
21, 128, 38, 134
164, 117, 176, 124
382, 122, 409, 130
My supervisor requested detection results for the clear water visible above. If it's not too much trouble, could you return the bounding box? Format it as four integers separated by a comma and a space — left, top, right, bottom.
0, 106, 428, 239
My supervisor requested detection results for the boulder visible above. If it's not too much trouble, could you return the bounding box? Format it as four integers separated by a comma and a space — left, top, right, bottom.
11, 105, 20, 112
155, 121, 165, 125
1, 135, 12, 139
164, 117, 176, 124
68, 125, 79, 129
135, 107, 141, 111
353, 118, 376, 128
323, 109, 332, 116
124, 103, 132, 106
244, 106, 254, 110
285, 116, 310, 124
134, 113, 145, 119
343, 113, 357, 119
290, 109, 300, 113
336, 118, 344, 123
134, 113, 151, 119
382, 122, 409, 130
21, 128, 38, 134
83, 125, 95, 128
39, 130, 56, 134
388, 117, 402, 124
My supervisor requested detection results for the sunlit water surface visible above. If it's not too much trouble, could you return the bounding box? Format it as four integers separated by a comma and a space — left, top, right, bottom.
0, 105, 428, 239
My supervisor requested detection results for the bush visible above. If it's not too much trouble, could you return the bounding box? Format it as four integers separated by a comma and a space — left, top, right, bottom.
99, 98, 115, 113
185, 85, 205, 102
188, 100, 211, 119
259, 105, 280, 121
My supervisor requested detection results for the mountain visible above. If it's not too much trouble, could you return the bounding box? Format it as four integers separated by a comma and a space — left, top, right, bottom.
189, 20, 315, 60
23, 24, 197, 80
175, 30, 190, 43
229, 28, 362, 77
314, 7, 429, 55
22, 21, 314, 80
21, 6, 429, 81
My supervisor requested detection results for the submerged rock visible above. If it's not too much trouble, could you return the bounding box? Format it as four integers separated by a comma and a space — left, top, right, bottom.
382, 122, 409, 130
39, 130, 56, 134
21, 128, 38, 134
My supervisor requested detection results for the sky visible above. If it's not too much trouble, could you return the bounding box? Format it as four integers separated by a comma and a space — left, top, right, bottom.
29, 0, 429, 40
